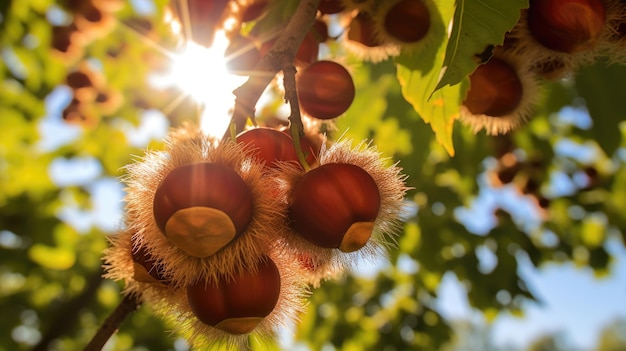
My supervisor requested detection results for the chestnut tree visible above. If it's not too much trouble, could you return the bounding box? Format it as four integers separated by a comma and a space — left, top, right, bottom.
1, 0, 626, 350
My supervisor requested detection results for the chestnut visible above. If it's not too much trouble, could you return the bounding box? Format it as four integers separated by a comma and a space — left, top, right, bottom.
153, 163, 252, 257
187, 256, 281, 334
527, 0, 605, 53
383, 0, 431, 43
297, 60, 356, 120
288, 163, 381, 252
463, 57, 523, 117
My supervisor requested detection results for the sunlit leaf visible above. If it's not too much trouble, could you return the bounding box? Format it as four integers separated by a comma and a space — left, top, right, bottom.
396, 0, 460, 156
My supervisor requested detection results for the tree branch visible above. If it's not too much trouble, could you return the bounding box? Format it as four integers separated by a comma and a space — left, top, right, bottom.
223, 0, 321, 139
32, 270, 104, 351
83, 293, 141, 351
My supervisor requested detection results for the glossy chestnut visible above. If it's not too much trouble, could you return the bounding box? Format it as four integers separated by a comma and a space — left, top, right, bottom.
153, 163, 252, 257
288, 163, 381, 252
187, 256, 281, 334
297, 61, 355, 120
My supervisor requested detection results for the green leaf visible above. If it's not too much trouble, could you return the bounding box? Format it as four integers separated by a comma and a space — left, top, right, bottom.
396, 70, 462, 156
580, 215, 605, 248
435, 0, 528, 91
28, 244, 76, 270
396, 0, 459, 155
575, 61, 626, 156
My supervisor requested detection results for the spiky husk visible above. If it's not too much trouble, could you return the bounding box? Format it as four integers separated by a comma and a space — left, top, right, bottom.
370, 0, 442, 56
341, 11, 401, 63
103, 125, 310, 347
153, 245, 309, 350
505, 9, 602, 80
104, 231, 308, 349
108, 125, 285, 289
598, 0, 626, 64
274, 138, 409, 287
459, 48, 540, 136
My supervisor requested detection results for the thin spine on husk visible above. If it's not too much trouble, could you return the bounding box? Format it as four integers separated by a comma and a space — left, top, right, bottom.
598, 0, 626, 64
274, 138, 409, 287
459, 48, 540, 136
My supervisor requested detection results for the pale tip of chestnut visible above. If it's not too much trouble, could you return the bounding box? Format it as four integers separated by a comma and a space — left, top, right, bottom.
164, 206, 236, 258
214, 316, 264, 335
338, 221, 375, 253
132, 262, 162, 284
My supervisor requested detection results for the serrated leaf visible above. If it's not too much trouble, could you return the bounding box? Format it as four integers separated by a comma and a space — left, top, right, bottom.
396, 0, 459, 155
435, 0, 528, 91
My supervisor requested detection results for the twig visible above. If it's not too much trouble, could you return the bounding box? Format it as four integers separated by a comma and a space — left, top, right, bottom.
32, 270, 104, 351
282, 64, 311, 171
223, 0, 322, 139
83, 294, 141, 351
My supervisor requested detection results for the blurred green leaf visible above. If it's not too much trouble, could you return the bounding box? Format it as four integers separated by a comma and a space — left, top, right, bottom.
28, 244, 76, 270
575, 62, 626, 156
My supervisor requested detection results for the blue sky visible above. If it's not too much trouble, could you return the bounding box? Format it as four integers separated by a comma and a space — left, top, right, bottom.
437, 239, 626, 350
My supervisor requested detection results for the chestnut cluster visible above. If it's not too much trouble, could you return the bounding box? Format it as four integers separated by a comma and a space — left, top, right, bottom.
104, 125, 407, 348
460, 0, 626, 135
488, 149, 551, 211
62, 63, 122, 127
166, 0, 358, 119
487, 134, 605, 215
51, 0, 123, 61
311, 0, 436, 62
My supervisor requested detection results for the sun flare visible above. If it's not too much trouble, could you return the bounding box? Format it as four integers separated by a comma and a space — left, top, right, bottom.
153, 31, 247, 138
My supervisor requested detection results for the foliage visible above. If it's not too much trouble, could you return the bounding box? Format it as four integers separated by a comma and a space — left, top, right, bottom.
1, 0, 625, 350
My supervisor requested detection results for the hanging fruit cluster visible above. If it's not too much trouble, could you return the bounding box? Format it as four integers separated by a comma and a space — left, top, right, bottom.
104, 124, 407, 347
51, 0, 123, 61
314, 0, 438, 62
62, 63, 123, 127
102, 0, 409, 342
460, 0, 626, 135
100, 0, 626, 348
487, 139, 551, 212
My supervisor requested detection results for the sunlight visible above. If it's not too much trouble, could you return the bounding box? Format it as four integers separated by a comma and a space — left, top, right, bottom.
152, 30, 247, 138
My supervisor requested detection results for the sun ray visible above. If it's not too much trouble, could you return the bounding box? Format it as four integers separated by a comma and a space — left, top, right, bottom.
177, 0, 194, 42
117, 18, 177, 61
116, 2, 254, 138
161, 90, 191, 117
